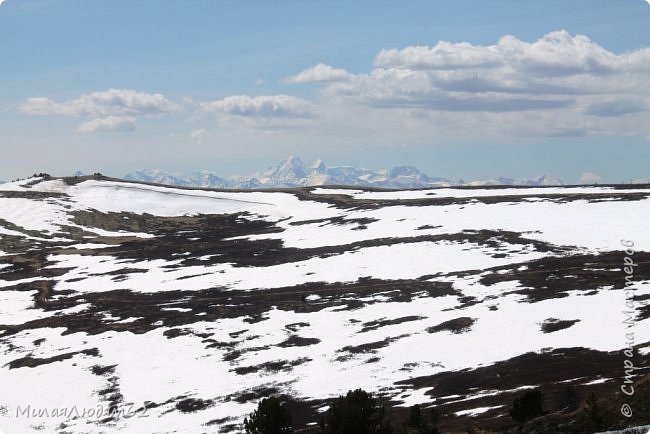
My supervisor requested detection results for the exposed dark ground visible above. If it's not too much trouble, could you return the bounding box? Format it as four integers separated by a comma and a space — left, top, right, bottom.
1, 176, 649, 433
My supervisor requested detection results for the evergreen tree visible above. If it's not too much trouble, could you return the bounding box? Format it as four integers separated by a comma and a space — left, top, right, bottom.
322, 389, 392, 434
561, 385, 578, 412
510, 390, 544, 424
403, 404, 440, 434
583, 393, 603, 431
243, 396, 293, 434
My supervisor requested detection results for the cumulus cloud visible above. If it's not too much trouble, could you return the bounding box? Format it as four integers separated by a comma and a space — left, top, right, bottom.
285, 63, 353, 83
325, 67, 573, 112
77, 116, 137, 133
200, 95, 314, 118
190, 128, 209, 144
21, 88, 177, 118
374, 31, 620, 76
21, 88, 177, 133
325, 30, 650, 113
300, 30, 650, 138
198, 30, 650, 139
579, 172, 603, 184
375, 42, 502, 70
22, 31, 650, 141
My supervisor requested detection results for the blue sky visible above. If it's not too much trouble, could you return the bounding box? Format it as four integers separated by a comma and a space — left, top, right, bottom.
1, 0, 650, 182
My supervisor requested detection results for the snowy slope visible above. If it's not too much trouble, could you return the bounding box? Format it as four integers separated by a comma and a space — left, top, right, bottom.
0, 176, 649, 433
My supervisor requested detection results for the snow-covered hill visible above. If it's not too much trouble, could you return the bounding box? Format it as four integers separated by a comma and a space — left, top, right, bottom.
123, 156, 564, 189
1, 176, 649, 433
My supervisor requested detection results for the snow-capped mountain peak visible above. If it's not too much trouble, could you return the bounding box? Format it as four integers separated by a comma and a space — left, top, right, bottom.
311, 159, 327, 172
122, 157, 564, 189
264, 156, 308, 181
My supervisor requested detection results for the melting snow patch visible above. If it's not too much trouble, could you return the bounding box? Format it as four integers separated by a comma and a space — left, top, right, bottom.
583, 378, 610, 385
311, 188, 363, 196
113, 317, 141, 324
162, 307, 193, 312
66, 243, 117, 249
395, 387, 434, 407
454, 405, 503, 417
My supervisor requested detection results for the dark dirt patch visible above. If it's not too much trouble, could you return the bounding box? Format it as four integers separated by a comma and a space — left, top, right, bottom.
636, 304, 650, 322
222, 351, 241, 362
233, 358, 312, 376
479, 251, 650, 303
338, 334, 409, 355
90, 364, 117, 376
163, 328, 193, 339
513, 374, 650, 433
232, 387, 281, 404
416, 224, 442, 230
285, 322, 310, 332
61, 208, 568, 271
0, 278, 457, 338
205, 416, 238, 427
540, 318, 581, 333
7, 348, 99, 369
396, 345, 650, 433
0, 252, 70, 282
360, 315, 426, 333
229, 329, 248, 338
289, 216, 379, 228
278, 335, 321, 347
94, 268, 149, 276
426, 317, 475, 334
292, 187, 650, 210
0, 218, 55, 241
175, 398, 213, 413
0, 191, 67, 200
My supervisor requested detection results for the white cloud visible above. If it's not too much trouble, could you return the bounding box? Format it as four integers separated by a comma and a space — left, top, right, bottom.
200, 95, 314, 118
374, 31, 619, 76
193, 30, 650, 140
190, 128, 209, 144
77, 116, 137, 133
21, 32, 650, 142
579, 172, 603, 184
305, 30, 650, 138
375, 41, 502, 70
21, 89, 177, 118
21, 88, 177, 133
285, 63, 353, 83
327, 31, 646, 113
20, 97, 61, 115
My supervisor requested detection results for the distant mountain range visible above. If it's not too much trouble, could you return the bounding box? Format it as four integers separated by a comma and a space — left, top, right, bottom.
121, 156, 565, 189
